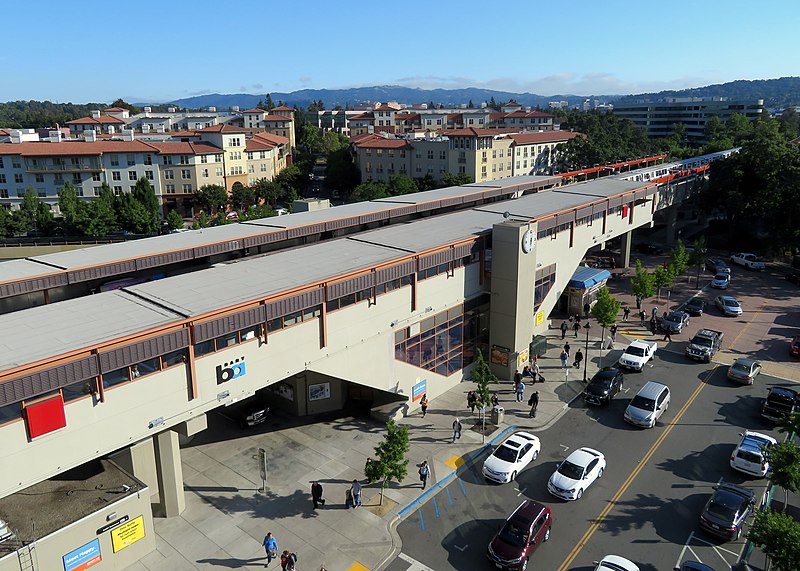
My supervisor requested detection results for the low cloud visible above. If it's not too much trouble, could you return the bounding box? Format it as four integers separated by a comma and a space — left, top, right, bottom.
298, 76, 312, 87
252, 83, 263, 90
186, 88, 213, 96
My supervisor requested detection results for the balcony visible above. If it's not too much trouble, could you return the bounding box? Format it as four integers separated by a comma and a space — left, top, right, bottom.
26, 161, 102, 173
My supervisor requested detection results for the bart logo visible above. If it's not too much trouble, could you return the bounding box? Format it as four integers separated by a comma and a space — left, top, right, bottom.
216, 356, 246, 384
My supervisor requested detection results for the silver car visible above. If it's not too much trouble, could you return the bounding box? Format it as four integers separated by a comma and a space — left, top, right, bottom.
624, 382, 670, 428
661, 311, 690, 333
715, 296, 743, 317
727, 358, 762, 384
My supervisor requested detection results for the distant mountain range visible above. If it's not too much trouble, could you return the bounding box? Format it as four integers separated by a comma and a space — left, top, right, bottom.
154, 77, 800, 111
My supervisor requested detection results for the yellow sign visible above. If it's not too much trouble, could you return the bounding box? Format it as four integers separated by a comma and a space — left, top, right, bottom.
111, 515, 145, 553
517, 349, 529, 369
535, 311, 545, 326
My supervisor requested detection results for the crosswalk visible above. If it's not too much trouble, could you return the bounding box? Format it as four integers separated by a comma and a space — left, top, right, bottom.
397, 553, 437, 571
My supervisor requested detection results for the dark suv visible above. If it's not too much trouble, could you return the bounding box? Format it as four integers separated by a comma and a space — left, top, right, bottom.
222, 395, 271, 429
698, 482, 754, 540
487, 500, 552, 570
761, 387, 798, 423
583, 368, 624, 406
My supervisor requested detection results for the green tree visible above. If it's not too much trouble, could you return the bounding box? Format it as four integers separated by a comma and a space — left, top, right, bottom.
12, 187, 49, 235
652, 265, 675, 301
591, 286, 621, 362
57, 182, 80, 232
325, 148, 361, 193
630, 259, 656, 303
668, 239, 690, 280
166, 209, 184, 231
764, 441, 800, 511
230, 185, 256, 212
131, 177, 160, 234
748, 509, 800, 571
274, 164, 306, 196
0, 205, 12, 238
351, 181, 389, 201
687, 237, 707, 287
194, 184, 228, 215
470, 350, 498, 435
192, 211, 210, 230
440, 173, 474, 187
321, 130, 348, 154
265, 94, 275, 110
74, 183, 117, 236
777, 413, 800, 440
387, 174, 418, 196
238, 203, 276, 221
116, 192, 153, 234
364, 420, 410, 506
414, 174, 436, 192
251, 178, 283, 207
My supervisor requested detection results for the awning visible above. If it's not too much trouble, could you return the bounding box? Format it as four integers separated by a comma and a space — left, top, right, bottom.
568, 266, 611, 289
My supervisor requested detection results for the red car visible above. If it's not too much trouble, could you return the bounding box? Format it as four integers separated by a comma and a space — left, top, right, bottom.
791, 336, 800, 357
487, 500, 552, 570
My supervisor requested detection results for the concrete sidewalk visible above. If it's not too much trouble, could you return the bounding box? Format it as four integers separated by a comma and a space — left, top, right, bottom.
125, 329, 603, 571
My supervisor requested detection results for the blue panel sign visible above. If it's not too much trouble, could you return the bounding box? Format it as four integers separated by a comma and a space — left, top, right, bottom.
63, 538, 102, 571
412, 379, 427, 402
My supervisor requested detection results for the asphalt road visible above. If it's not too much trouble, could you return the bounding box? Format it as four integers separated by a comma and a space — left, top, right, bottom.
395, 354, 789, 571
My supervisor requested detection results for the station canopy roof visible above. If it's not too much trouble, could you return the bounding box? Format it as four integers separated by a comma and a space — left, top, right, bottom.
568, 266, 611, 289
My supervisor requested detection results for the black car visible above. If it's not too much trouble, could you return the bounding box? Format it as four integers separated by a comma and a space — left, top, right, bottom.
635, 243, 664, 255
684, 298, 705, 316
698, 482, 754, 540
583, 368, 624, 406
222, 395, 271, 429
761, 386, 798, 423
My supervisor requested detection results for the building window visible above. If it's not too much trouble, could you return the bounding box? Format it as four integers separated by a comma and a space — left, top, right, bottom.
127, 154, 135, 166
113, 186, 123, 195
14, 174, 23, 184
35, 174, 44, 183
201, 155, 208, 164
0, 189, 8, 199
163, 156, 173, 165
164, 170, 174, 180
202, 169, 209, 178
166, 184, 175, 193
215, 154, 223, 162
182, 184, 192, 193
181, 169, 191, 179
145, 170, 154, 180
260, 164, 267, 172
112, 171, 121, 181
0, 175, 5, 183
230, 151, 242, 161
534, 264, 557, 311
92, 173, 101, 182
215, 167, 223, 177
73, 173, 82, 183
129, 171, 137, 181
427, 150, 434, 159
110, 156, 119, 166
144, 154, 153, 165
179, 155, 190, 165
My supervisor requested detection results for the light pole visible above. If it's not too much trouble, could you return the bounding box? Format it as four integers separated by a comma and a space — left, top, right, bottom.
583, 321, 591, 383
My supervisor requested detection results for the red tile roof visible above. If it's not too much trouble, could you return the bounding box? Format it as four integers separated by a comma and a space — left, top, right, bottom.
0, 129, 10, 136
272, 105, 294, 111
507, 132, 579, 144
348, 113, 374, 121
395, 113, 420, 120
66, 116, 126, 125
104, 107, 128, 112
443, 127, 514, 137
0, 140, 156, 156
447, 113, 463, 120
504, 102, 522, 107
196, 124, 249, 133
252, 132, 289, 146
374, 103, 401, 111
348, 133, 380, 144
144, 141, 221, 155
242, 108, 266, 114
489, 112, 506, 121
504, 110, 553, 118
262, 115, 292, 122
353, 137, 411, 149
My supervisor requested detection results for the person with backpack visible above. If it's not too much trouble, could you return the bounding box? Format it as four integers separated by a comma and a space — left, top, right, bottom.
262, 532, 278, 567
528, 391, 539, 418
574, 349, 583, 369
285, 552, 298, 571
417, 460, 430, 490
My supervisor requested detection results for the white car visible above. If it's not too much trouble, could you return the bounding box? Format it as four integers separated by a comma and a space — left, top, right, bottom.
730, 431, 777, 477
482, 431, 540, 483
547, 447, 605, 500
617, 339, 658, 371
730, 252, 765, 270
594, 555, 640, 571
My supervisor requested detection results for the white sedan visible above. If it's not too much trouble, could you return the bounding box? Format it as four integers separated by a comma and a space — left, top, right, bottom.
547, 447, 606, 500
594, 555, 640, 571
482, 431, 540, 483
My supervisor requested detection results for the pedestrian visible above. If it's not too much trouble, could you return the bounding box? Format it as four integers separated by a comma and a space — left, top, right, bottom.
610, 324, 618, 345
351, 479, 362, 508
651, 306, 658, 320
452, 418, 462, 443
515, 379, 525, 402
639, 310, 646, 327
285, 552, 297, 571
650, 317, 657, 335
663, 328, 672, 342
522, 364, 532, 379
583, 302, 591, 318
560, 320, 568, 339
528, 391, 539, 418
564, 342, 571, 357
533, 361, 542, 383
311, 481, 324, 509
635, 295, 642, 310
491, 392, 499, 407
568, 314, 574, 327
574, 349, 583, 369
345, 487, 354, 509
263, 532, 278, 567
623, 306, 630, 322
513, 370, 522, 391
365, 457, 373, 473
467, 391, 477, 413
420, 393, 428, 417
417, 460, 430, 490
280, 551, 290, 571
573, 320, 580, 338
560, 349, 568, 369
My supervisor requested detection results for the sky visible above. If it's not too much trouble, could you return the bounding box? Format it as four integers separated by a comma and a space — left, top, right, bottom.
3, 0, 797, 104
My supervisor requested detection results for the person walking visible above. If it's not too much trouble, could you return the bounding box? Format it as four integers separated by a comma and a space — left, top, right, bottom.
515, 379, 526, 402
651, 306, 658, 320
467, 390, 477, 413
639, 310, 647, 327
452, 418, 462, 443
420, 393, 429, 418
583, 302, 591, 318
263, 532, 278, 567
533, 361, 542, 383
610, 324, 618, 347
351, 479, 362, 508
663, 327, 673, 342
311, 481, 324, 509
564, 342, 571, 358
417, 460, 430, 490
573, 320, 581, 338
285, 553, 297, 571
560, 320, 568, 339
491, 392, 499, 407
528, 391, 539, 418
345, 487, 354, 509
280, 551, 290, 571
574, 349, 583, 370
560, 349, 568, 369
623, 306, 630, 322
650, 317, 657, 335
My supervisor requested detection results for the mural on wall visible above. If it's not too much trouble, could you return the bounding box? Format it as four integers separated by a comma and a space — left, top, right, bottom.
308, 382, 331, 401
490, 345, 510, 367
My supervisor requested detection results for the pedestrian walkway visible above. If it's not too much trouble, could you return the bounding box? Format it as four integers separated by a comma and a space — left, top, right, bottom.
124, 329, 607, 571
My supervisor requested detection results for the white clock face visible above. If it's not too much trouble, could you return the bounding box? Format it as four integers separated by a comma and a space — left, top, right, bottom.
522, 229, 536, 253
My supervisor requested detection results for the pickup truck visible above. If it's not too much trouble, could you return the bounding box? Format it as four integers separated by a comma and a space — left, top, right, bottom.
762, 387, 799, 423
730, 253, 766, 270
685, 329, 724, 362
618, 339, 658, 371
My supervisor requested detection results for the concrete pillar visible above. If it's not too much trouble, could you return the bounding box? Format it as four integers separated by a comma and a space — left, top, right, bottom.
110, 438, 158, 499
154, 430, 185, 517
488, 221, 538, 380
665, 206, 679, 247
618, 231, 632, 269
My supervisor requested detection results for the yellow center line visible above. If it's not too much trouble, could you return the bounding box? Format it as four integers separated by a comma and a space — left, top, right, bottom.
556, 367, 717, 571
728, 300, 765, 351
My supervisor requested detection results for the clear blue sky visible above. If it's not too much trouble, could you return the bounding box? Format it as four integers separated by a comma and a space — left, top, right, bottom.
3, 0, 797, 104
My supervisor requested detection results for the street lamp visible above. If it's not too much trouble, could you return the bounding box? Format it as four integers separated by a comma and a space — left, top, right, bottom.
583, 321, 591, 383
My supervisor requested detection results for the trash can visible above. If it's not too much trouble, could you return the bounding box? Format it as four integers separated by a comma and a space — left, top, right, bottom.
491, 405, 505, 424
530, 335, 548, 359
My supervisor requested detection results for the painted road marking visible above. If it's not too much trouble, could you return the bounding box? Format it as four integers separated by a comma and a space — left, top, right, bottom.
673, 531, 693, 569
346, 563, 370, 571
445, 486, 453, 506
444, 455, 465, 470
517, 486, 527, 496
559, 444, 569, 451
556, 367, 716, 571
457, 477, 467, 497
398, 552, 436, 571
418, 510, 425, 530
432, 498, 440, 518
454, 544, 468, 552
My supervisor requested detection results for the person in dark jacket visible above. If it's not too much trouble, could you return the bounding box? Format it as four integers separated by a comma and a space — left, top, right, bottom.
311, 481, 324, 509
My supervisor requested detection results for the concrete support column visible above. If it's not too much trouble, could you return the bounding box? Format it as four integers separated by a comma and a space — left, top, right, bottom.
154, 430, 185, 517
665, 206, 679, 247
488, 221, 538, 380
618, 231, 632, 269
110, 438, 158, 499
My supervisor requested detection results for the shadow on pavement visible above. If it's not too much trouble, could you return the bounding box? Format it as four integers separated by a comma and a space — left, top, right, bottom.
600, 491, 707, 545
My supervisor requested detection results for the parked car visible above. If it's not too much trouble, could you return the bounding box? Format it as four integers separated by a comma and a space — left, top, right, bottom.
706, 258, 731, 274
483, 431, 541, 484
730, 431, 777, 478
698, 482, 754, 540
594, 556, 640, 571
683, 297, 706, 316
547, 447, 606, 501
790, 335, 800, 357
727, 358, 762, 385
710, 273, 731, 289
635, 243, 664, 255
624, 381, 670, 428
715, 295, 743, 317
486, 500, 552, 570
661, 310, 690, 333
617, 339, 658, 371
730, 252, 765, 270
685, 329, 724, 362
674, 562, 717, 571
583, 368, 624, 406
761, 386, 799, 423
222, 394, 271, 429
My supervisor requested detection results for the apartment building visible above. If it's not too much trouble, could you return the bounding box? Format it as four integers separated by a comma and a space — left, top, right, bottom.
0, 126, 289, 217
612, 97, 766, 143
240, 106, 296, 149
351, 129, 578, 184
